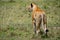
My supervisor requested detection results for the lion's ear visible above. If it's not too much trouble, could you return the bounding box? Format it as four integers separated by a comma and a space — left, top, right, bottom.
31, 3, 33, 8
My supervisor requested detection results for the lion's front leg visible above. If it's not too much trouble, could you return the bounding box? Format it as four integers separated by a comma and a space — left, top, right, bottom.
32, 19, 36, 34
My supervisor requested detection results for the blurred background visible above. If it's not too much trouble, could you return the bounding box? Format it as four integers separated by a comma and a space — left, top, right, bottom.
0, 0, 60, 40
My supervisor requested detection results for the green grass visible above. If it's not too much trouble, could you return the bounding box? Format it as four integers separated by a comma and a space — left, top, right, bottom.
0, 0, 60, 40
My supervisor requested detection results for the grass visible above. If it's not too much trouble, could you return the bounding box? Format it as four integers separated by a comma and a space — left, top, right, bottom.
0, 0, 60, 40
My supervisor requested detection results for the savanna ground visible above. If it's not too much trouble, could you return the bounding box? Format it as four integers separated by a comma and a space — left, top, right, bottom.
0, 0, 60, 40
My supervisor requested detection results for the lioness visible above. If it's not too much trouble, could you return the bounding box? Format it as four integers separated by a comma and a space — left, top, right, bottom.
28, 3, 48, 35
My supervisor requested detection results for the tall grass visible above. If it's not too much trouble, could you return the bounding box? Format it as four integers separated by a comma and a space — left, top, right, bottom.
0, 0, 60, 40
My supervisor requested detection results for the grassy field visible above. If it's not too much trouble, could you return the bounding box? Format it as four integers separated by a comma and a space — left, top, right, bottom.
0, 0, 60, 40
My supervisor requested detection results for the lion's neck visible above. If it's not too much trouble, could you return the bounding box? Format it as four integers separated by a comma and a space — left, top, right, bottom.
33, 6, 41, 12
